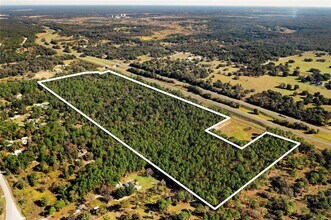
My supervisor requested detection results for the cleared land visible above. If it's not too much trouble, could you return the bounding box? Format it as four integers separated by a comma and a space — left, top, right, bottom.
42, 72, 298, 208
214, 119, 265, 142
208, 51, 331, 105
210, 72, 331, 98
275, 51, 331, 74
33, 27, 331, 146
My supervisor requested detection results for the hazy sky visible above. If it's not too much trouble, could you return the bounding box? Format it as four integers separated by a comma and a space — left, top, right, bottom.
2, 0, 331, 7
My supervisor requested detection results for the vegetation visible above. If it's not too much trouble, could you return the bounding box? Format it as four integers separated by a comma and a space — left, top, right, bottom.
130, 60, 252, 99
247, 90, 331, 125
45, 73, 298, 206
0, 6, 330, 219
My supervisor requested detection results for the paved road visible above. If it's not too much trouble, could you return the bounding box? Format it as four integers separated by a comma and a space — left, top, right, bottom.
37, 27, 331, 136
139, 75, 331, 148
79, 57, 331, 149
149, 71, 331, 134
0, 174, 25, 220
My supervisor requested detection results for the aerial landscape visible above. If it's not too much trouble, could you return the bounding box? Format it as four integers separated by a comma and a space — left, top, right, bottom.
0, 1, 330, 220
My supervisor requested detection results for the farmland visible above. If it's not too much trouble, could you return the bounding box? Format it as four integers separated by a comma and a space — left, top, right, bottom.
275, 51, 331, 74
210, 71, 331, 98
33, 28, 331, 147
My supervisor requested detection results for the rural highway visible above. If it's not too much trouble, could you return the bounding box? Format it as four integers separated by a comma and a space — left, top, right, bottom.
0, 174, 25, 220
150, 72, 331, 135
77, 56, 331, 148
37, 26, 331, 144
138, 74, 331, 148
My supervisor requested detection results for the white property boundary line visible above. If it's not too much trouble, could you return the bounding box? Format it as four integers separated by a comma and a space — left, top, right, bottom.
38, 70, 300, 210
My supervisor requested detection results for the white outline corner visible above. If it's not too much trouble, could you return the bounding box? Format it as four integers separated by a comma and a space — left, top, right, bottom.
38, 70, 300, 210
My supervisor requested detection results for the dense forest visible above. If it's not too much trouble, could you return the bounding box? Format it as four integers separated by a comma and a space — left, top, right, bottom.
129, 59, 331, 124
24, 7, 331, 67
0, 19, 71, 79
247, 90, 331, 125
1, 6, 331, 219
45, 73, 298, 206
0, 19, 43, 63
1, 74, 330, 219
165, 11, 331, 67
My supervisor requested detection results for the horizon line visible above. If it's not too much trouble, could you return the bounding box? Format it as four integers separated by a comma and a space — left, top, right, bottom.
2, 4, 331, 8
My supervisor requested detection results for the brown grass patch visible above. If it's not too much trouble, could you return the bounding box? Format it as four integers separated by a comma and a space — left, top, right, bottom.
32, 70, 55, 80
215, 119, 265, 142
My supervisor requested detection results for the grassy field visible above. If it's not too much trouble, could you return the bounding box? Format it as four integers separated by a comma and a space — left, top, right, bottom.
201, 60, 240, 74
33, 27, 331, 151
215, 119, 265, 142
35, 28, 66, 56
211, 72, 331, 115
137, 55, 153, 62
312, 130, 331, 143
208, 51, 331, 106
275, 51, 331, 74
36, 26, 73, 44
168, 54, 240, 75
211, 72, 330, 96
239, 106, 274, 122
139, 21, 192, 41
169, 52, 195, 60
35, 27, 81, 57
120, 172, 158, 191
167, 202, 195, 214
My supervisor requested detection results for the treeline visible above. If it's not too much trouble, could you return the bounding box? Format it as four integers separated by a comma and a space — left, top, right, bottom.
299, 68, 331, 84
129, 60, 252, 99
0, 53, 75, 79
240, 62, 298, 77
326, 81, 331, 90
126, 67, 174, 83
187, 85, 240, 108
273, 119, 309, 130
46, 73, 297, 206
77, 41, 170, 60
247, 90, 331, 125
301, 91, 331, 106
131, 58, 210, 79
0, 19, 42, 51
0, 19, 44, 64
272, 119, 320, 134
